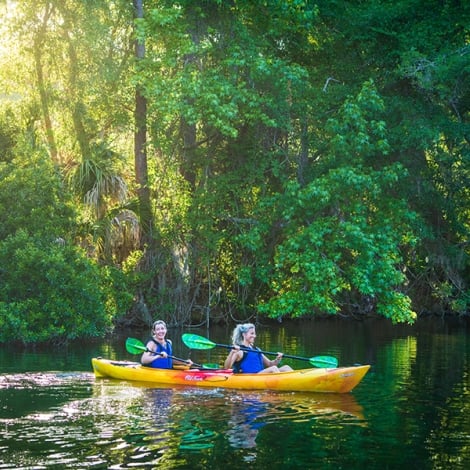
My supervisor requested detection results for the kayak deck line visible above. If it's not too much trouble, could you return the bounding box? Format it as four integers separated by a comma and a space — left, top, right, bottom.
92, 357, 370, 393
104, 359, 217, 372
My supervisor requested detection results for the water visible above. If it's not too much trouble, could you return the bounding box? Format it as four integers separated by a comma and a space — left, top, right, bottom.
0, 318, 469, 469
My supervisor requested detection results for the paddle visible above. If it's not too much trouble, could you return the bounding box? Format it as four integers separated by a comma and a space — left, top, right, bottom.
125, 337, 220, 369
182, 333, 339, 368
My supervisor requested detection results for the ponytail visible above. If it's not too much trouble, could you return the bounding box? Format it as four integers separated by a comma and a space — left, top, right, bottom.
231, 323, 255, 345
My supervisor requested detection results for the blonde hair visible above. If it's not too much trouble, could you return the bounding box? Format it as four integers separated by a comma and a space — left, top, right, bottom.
152, 320, 167, 332
231, 323, 255, 345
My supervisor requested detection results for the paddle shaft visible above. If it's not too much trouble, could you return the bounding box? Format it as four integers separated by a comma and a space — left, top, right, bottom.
212, 341, 318, 362
133, 341, 198, 366
181, 334, 339, 368
182, 334, 338, 367
146, 351, 220, 370
126, 337, 218, 369
147, 350, 195, 366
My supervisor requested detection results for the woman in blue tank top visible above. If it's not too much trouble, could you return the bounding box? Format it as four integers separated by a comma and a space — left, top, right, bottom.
223, 323, 293, 374
141, 320, 192, 369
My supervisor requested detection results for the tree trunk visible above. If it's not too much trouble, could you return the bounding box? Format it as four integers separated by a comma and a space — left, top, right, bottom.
33, 7, 59, 163
133, 0, 152, 244
62, 26, 92, 160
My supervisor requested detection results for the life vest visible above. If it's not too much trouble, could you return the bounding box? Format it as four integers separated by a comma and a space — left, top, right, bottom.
233, 347, 263, 373
147, 338, 173, 369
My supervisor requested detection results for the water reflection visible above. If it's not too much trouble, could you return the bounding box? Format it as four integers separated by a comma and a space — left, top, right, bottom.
92, 380, 368, 466
0, 368, 368, 468
0, 371, 92, 418
141, 387, 218, 451
226, 395, 267, 449
1, 318, 469, 469
225, 390, 366, 450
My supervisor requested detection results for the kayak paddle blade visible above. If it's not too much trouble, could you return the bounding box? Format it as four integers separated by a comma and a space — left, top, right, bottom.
182, 333, 217, 350
125, 337, 147, 355
310, 356, 338, 368
202, 363, 221, 369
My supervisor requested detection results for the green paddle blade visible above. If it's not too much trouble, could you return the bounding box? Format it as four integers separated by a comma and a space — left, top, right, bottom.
126, 337, 147, 355
182, 333, 217, 350
202, 363, 221, 369
309, 356, 338, 368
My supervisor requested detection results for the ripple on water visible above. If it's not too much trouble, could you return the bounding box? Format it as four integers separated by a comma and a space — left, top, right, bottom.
0, 371, 370, 469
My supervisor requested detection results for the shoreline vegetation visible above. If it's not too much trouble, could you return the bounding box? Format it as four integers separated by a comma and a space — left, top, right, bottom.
0, 1, 468, 345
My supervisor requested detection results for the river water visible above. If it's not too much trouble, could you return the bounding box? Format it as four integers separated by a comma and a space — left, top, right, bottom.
0, 317, 469, 469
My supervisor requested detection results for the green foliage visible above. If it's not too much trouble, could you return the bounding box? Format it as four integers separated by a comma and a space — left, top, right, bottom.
237, 83, 419, 323
1, 0, 468, 333
0, 107, 19, 163
325, 80, 390, 163
0, 231, 112, 344
0, 147, 133, 344
249, 165, 418, 324
311, 0, 470, 316
0, 152, 74, 240
142, 0, 311, 145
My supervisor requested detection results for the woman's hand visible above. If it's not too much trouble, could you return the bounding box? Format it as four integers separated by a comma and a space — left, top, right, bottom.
274, 352, 283, 364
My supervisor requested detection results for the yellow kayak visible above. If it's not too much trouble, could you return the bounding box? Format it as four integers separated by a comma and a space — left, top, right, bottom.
92, 357, 370, 393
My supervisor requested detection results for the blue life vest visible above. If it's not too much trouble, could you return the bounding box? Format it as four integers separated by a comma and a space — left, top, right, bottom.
147, 338, 173, 369
233, 347, 263, 373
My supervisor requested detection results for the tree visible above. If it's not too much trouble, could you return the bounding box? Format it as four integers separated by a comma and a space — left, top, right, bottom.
237, 82, 418, 323
309, 0, 470, 314
1, 0, 468, 336
0, 149, 131, 344
133, 0, 152, 243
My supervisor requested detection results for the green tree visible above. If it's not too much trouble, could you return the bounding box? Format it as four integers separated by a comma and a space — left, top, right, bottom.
1, 0, 468, 336
237, 82, 418, 323
0, 149, 132, 344
310, 0, 470, 314
131, 0, 321, 323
